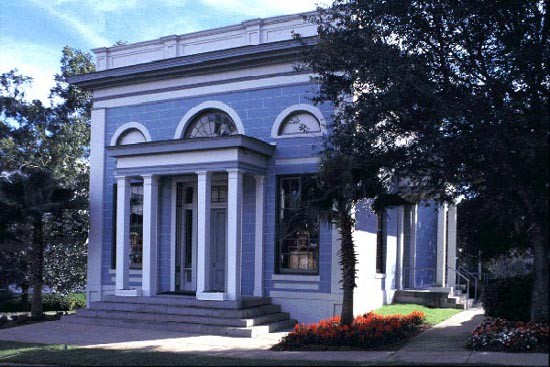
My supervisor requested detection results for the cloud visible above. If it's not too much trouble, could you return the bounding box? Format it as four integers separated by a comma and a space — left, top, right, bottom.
0, 38, 60, 104
200, 0, 327, 17
27, 0, 111, 47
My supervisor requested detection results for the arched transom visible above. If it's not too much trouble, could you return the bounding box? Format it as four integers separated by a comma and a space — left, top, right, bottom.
184, 109, 238, 139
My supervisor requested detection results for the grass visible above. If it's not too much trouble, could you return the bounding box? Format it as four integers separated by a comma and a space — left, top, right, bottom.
0, 341, 362, 366
374, 304, 462, 326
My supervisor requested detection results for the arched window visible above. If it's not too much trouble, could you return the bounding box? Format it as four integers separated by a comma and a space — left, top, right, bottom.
184, 110, 238, 138
278, 111, 321, 136
117, 129, 147, 145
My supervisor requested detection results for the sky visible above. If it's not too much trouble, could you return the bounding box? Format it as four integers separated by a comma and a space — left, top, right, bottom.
0, 0, 324, 103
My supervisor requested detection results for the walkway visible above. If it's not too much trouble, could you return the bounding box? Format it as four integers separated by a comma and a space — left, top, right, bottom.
0, 309, 547, 366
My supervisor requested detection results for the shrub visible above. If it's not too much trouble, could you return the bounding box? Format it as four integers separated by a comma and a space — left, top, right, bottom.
482, 276, 531, 321
67, 292, 86, 310
43, 293, 86, 311
0, 292, 86, 312
273, 311, 425, 351
466, 318, 549, 353
0, 289, 14, 304
0, 297, 31, 312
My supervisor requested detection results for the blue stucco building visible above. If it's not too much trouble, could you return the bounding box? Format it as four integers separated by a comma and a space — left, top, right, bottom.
69, 11, 458, 333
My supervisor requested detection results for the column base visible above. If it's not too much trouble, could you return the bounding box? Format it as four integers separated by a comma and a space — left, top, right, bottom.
196, 292, 228, 301
115, 289, 142, 297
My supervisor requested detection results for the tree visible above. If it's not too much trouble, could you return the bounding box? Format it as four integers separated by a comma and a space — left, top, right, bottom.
0, 46, 94, 307
0, 170, 76, 318
299, 0, 548, 321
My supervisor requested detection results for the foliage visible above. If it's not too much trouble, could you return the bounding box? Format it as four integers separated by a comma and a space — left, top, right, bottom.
485, 248, 533, 279
466, 318, 549, 353
482, 276, 532, 322
0, 169, 82, 318
0, 292, 85, 313
457, 197, 532, 263
0, 290, 14, 304
272, 311, 424, 351
300, 0, 549, 321
0, 46, 93, 308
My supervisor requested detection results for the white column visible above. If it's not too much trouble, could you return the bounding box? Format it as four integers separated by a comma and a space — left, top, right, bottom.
196, 171, 212, 297
395, 206, 405, 290
115, 176, 131, 294
142, 175, 159, 297
87, 108, 105, 306
253, 175, 265, 297
227, 169, 243, 301
446, 205, 458, 287
436, 204, 448, 287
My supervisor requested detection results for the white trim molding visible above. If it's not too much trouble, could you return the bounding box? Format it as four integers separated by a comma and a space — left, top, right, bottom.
110, 122, 152, 146
87, 108, 106, 306
174, 101, 245, 139
271, 104, 327, 139
272, 274, 320, 282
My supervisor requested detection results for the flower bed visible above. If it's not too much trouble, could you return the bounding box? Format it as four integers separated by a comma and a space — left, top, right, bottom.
272, 311, 425, 351
466, 318, 549, 353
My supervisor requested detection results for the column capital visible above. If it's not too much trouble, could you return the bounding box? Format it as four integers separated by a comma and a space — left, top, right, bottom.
227, 168, 244, 178
253, 174, 265, 183
142, 174, 159, 185
114, 175, 131, 184
196, 170, 212, 179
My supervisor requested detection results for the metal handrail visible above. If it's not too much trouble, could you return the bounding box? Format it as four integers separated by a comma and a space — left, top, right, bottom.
447, 266, 470, 309
459, 266, 480, 301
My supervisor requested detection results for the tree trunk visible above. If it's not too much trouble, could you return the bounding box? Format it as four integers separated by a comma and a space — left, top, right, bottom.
31, 217, 44, 320
339, 213, 356, 326
530, 220, 549, 322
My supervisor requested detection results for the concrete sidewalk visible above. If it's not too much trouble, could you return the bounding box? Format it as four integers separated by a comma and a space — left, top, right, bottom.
0, 310, 548, 366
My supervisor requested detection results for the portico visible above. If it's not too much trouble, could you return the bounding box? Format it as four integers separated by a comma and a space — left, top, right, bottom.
108, 135, 274, 301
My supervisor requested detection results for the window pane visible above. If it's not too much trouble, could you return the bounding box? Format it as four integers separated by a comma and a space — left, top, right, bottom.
185, 186, 194, 204
129, 184, 143, 268
277, 176, 320, 274
184, 210, 193, 268
211, 185, 227, 203
184, 110, 237, 139
376, 211, 386, 274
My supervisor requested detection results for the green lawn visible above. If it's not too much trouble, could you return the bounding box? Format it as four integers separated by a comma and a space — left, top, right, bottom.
374, 303, 462, 326
0, 341, 361, 366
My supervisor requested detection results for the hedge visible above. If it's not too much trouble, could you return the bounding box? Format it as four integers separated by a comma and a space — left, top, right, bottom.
0, 292, 86, 313
481, 276, 531, 322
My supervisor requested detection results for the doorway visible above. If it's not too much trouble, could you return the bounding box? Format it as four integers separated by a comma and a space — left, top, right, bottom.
176, 183, 197, 293
209, 209, 227, 291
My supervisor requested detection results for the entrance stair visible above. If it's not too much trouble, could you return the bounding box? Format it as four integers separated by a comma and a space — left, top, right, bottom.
64, 295, 296, 338
394, 286, 474, 309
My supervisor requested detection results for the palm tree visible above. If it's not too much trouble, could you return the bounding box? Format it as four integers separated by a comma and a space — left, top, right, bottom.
0, 169, 75, 319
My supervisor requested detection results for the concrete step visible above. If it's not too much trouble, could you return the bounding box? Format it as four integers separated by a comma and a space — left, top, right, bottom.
76, 308, 290, 327
395, 290, 474, 309
89, 301, 282, 318
64, 314, 296, 338
101, 295, 271, 310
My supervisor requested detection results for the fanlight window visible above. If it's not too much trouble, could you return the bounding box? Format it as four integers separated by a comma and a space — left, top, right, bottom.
279, 112, 321, 136
184, 110, 238, 138
117, 129, 147, 145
